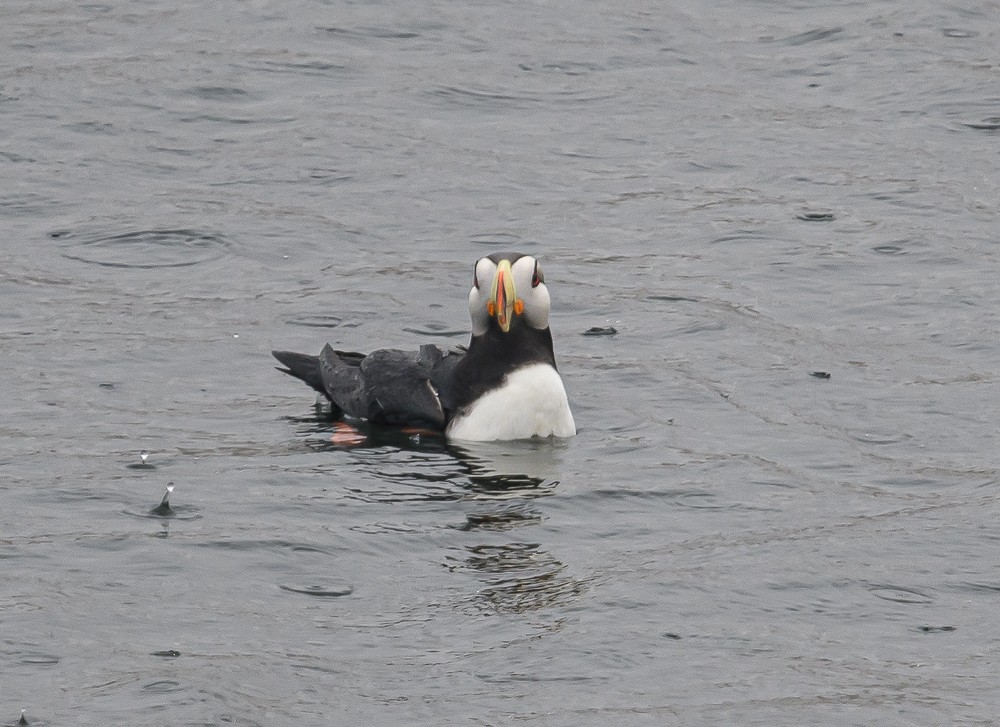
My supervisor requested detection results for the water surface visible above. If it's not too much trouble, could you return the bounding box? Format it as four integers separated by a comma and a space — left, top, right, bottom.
2, 0, 999, 724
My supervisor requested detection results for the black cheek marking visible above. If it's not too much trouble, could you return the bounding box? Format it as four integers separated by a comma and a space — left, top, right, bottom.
531, 261, 540, 288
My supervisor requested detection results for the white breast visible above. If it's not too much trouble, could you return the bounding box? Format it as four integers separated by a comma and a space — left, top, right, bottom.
446, 363, 576, 442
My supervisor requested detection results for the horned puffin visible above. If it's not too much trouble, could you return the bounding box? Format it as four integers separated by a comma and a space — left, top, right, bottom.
272, 253, 576, 441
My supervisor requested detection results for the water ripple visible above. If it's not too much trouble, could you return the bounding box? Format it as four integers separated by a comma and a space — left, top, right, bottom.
450, 542, 589, 614
318, 25, 421, 40
430, 84, 615, 110
254, 59, 348, 76
401, 324, 468, 337
961, 117, 1000, 132
457, 506, 543, 532
55, 228, 233, 269
868, 584, 934, 605
279, 582, 354, 598
197, 539, 339, 556
469, 231, 526, 247
942, 28, 979, 39
797, 210, 835, 222
142, 679, 183, 693
285, 314, 345, 328
517, 60, 604, 76
772, 27, 845, 46
12, 651, 60, 666
185, 85, 249, 100
2, 192, 60, 215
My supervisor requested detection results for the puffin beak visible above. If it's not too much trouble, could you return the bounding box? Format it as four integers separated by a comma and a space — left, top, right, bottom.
489, 259, 517, 333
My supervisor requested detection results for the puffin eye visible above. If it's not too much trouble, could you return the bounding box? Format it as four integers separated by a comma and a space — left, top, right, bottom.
531, 261, 544, 288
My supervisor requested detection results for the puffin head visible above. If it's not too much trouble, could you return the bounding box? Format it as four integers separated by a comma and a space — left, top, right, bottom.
468, 253, 551, 336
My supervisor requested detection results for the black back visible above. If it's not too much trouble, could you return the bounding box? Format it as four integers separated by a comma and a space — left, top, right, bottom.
274, 344, 465, 429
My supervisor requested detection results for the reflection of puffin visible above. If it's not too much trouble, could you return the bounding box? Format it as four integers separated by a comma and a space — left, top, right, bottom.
273, 253, 576, 441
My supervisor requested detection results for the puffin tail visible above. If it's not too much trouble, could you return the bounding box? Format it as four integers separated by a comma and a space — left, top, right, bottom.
272, 350, 325, 395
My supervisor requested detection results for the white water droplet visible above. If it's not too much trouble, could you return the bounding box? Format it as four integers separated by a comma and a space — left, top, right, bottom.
159, 483, 175, 508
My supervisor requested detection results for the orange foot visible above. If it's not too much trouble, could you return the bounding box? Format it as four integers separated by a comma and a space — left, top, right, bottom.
401, 426, 441, 437
330, 421, 368, 446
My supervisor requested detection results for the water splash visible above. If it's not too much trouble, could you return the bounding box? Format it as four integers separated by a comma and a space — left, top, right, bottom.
127, 450, 156, 470
150, 484, 175, 517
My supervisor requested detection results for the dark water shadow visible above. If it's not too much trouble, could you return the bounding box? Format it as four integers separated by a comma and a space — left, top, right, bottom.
279, 413, 586, 614
446, 540, 591, 615
455, 506, 543, 532
287, 411, 566, 504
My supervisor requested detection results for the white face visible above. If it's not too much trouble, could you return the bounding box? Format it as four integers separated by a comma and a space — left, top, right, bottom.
468, 254, 551, 336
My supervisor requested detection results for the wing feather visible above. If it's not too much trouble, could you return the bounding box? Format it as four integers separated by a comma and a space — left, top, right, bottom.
274, 344, 466, 430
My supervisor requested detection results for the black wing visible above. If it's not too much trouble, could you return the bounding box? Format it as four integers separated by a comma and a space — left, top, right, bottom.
273, 344, 464, 429
272, 349, 326, 394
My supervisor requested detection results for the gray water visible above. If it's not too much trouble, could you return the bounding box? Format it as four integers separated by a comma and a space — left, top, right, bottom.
2, 0, 999, 724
